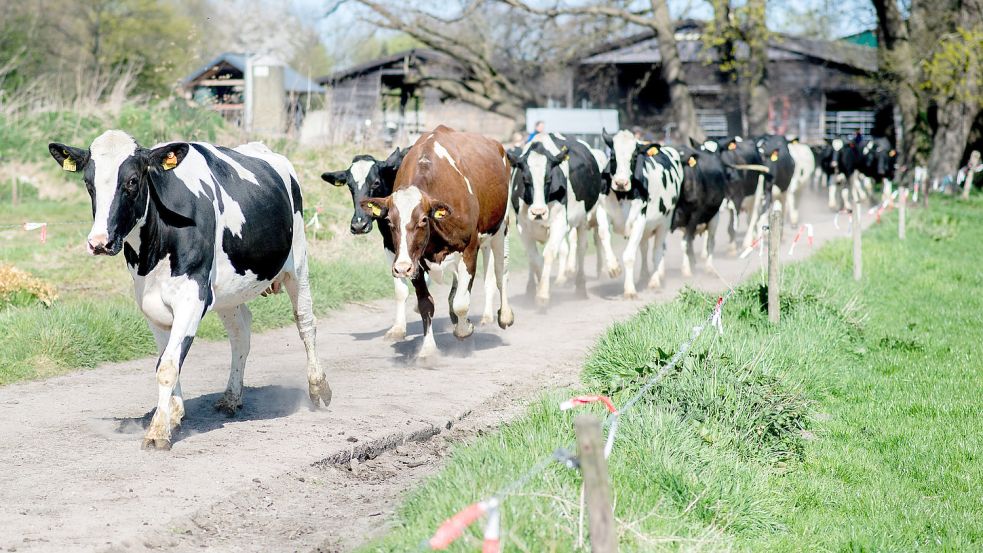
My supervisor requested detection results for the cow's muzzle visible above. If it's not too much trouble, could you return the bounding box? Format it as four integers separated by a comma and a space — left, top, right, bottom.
86, 233, 120, 256
612, 178, 630, 192
350, 216, 372, 235
392, 260, 415, 279
528, 205, 548, 220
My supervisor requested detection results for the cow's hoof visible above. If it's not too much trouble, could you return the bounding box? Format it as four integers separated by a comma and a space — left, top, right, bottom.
647, 278, 662, 290
479, 314, 495, 326
623, 291, 639, 300
453, 320, 474, 340
308, 376, 332, 408
141, 438, 172, 451
214, 393, 241, 416
498, 308, 514, 329
606, 264, 623, 278
554, 276, 568, 287
418, 342, 439, 359
384, 327, 407, 341
169, 397, 185, 428
535, 295, 550, 308
576, 286, 589, 300
681, 267, 693, 278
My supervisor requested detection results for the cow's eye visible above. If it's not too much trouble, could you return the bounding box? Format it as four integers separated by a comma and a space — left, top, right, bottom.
417, 218, 429, 228
125, 176, 139, 191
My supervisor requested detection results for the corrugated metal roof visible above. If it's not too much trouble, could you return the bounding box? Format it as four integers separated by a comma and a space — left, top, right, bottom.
182, 52, 324, 93
580, 25, 877, 73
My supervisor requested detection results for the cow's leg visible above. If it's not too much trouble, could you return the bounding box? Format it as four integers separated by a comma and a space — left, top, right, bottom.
705, 212, 720, 271
447, 272, 459, 328
647, 224, 670, 289
148, 323, 183, 429
451, 245, 479, 339
788, 180, 801, 226
479, 245, 497, 326
638, 233, 652, 284
574, 223, 589, 298
564, 227, 579, 280
743, 177, 765, 249
726, 200, 739, 255
143, 304, 203, 451
554, 231, 571, 287
214, 304, 252, 416
594, 206, 621, 278
537, 211, 569, 307
621, 215, 647, 299
413, 271, 438, 357
828, 175, 838, 210
518, 222, 542, 296
882, 178, 893, 205
384, 277, 410, 341
681, 226, 695, 278
283, 256, 331, 408
491, 223, 514, 329
593, 226, 602, 277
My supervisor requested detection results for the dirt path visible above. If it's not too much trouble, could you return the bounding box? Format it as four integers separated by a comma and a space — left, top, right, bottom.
0, 192, 866, 552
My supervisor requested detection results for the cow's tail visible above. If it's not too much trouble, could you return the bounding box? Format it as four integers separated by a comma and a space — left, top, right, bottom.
725, 163, 771, 173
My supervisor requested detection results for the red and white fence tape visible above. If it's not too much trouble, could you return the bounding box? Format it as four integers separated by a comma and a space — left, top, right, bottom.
560, 395, 620, 458
22, 222, 47, 243
787, 224, 814, 256
428, 498, 500, 551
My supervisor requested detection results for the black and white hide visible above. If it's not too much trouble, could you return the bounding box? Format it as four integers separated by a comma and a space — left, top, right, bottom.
49, 130, 330, 450
508, 133, 607, 306
601, 129, 683, 298
860, 137, 897, 204
674, 145, 726, 276
755, 135, 796, 225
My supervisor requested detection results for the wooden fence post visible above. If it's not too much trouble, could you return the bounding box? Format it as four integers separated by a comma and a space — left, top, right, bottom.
767, 203, 782, 323
575, 415, 617, 553
899, 187, 907, 241
852, 180, 862, 281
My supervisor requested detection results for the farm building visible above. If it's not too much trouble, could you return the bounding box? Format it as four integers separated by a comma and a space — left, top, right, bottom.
181, 52, 324, 132
311, 49, 515, 146
576, 21, 887, 142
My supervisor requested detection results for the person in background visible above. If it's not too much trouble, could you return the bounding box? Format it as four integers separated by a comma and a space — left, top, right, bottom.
853, 129, 863, 146
526, 120, 545, 143
509, 132, 524, 151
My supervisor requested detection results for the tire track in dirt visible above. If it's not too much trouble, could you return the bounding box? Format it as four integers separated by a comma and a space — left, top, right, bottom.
0, 193, 865, 552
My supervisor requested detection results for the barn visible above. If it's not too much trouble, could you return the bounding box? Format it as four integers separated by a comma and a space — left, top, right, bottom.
181, 52, 324, 131
312, 49, 515, 146
575, 21, 887, 142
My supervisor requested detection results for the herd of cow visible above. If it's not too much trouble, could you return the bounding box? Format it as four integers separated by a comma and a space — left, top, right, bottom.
46, 124, 897, 450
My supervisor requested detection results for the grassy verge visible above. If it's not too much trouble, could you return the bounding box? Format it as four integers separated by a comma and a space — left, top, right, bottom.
362, 196, 983, 551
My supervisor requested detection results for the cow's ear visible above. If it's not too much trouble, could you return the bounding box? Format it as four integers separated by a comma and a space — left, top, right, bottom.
506, 148, 522, 168
321, 170, 348, 186
380, 148, 405, 180
429, 201, 452, 221
148, 143, 190, 171
601, 128, 613, 148
360, 197, 389, 219
48, 143, 89, 172
633, 151, 648, 184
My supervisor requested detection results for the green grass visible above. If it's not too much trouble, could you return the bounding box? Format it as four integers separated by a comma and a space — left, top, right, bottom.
362, 196, 983, 552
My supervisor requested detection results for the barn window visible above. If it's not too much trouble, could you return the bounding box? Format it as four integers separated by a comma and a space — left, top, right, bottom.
696, 110, 728, 139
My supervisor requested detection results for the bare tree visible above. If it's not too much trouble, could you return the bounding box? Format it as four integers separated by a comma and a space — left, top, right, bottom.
499, 0, 706, 142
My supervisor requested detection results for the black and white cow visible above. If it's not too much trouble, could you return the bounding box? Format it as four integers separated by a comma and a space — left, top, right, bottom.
602, 129, 683, 297
755, 135, 796, 225
507, 133, 617, 305
823, 138, 863, 210
48, 130, 330, 450
785, 138, 815, 225
860, 137, 897, 203
675, 145, 726, 276
702, 136, 770, 252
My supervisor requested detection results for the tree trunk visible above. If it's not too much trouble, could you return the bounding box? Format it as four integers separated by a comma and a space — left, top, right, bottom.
649, 0, 704, 142
927, 100, 980, 180
744, 0, 769, 136
711, 0, 743, 136
873, 0, 922, 184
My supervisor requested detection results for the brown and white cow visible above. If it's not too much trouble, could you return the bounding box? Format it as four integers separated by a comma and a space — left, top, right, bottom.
361, 126, 514, 357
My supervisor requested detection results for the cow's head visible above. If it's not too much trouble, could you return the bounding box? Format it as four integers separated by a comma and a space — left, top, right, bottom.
49, 130, 189, 256
322, 148, 405, 235
603, 128, 653, 193
360, 186, 453, 279
507, 141, 569, 221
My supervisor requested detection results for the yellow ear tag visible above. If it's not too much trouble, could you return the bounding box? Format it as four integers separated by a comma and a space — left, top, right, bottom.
687, 157, 697, 167
770, 151, 779, 162
889, 150, 896, 157
646, 147, 659, 156
433, 208, 447, 220
791, 138, 799, 144
369, 204, 382, 217
162, 152, 178, 170
727, 142, 737, 150
62, 157, 76, 172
